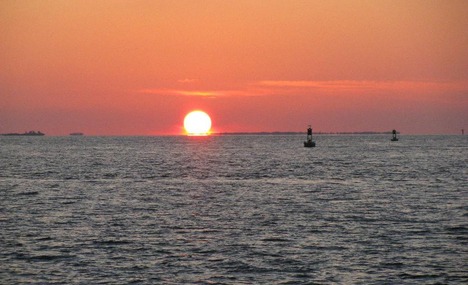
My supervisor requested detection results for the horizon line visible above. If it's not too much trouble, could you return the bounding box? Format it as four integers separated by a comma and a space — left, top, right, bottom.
2, 131, 465, 137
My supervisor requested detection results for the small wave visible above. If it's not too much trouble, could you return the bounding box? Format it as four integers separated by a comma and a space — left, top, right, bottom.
399, 272, 445, 280
31, 254, 74, 261
130, 265, 149, 271
16, 253, 74, 262
303, 245, 347, 251
103, 173, 118, 178
261, 237, 291, 242
36, 236, 53, 241
380, 261, 405, 269
220, 260, 272, 274
93, 239, 132, 246
445, 225, 468, 235
128, 278, 145, 284
17, 191, 39, 196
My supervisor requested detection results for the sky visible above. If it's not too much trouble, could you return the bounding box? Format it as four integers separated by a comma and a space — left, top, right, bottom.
1, 0, 467, 135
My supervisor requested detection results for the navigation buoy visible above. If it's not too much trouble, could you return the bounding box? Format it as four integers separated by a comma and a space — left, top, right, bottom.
304, 125, 316, 147
391, 129, 399, 141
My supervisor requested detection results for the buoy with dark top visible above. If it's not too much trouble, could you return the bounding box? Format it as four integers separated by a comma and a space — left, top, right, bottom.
391, 129, 399, 141
304, 125, 316, 147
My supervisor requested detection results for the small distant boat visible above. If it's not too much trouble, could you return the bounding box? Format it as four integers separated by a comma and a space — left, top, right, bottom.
304, 125, 316, 147
1, 131, 45, 136
70, 132, 84, 136
391, 129, 399, 141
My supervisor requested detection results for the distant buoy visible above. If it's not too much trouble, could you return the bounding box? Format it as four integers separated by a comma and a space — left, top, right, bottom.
304, 125, 316, 147
391, 129, 399, 141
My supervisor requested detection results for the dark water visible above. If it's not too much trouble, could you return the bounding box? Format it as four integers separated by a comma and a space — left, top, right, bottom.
1, 135, 467, 284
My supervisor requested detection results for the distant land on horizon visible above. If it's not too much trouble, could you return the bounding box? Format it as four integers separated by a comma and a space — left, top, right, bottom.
0, 131, 45, 136
4, 131, 466, 136
215, 131, 398, 135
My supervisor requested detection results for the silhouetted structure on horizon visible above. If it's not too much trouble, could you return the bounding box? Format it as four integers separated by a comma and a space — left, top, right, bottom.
391, 129, 399, 141
1, 131, 45, 136
304, 125, 316, 147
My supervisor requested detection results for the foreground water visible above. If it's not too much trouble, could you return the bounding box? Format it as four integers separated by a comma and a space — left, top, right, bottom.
1, 135, 466, 284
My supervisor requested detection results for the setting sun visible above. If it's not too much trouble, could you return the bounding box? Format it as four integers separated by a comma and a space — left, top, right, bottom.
184, 111, 212, 136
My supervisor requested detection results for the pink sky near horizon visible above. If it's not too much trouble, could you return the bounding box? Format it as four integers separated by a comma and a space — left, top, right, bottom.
1, 0, 467, 135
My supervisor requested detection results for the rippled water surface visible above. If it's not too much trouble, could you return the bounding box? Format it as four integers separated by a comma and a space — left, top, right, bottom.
1, 135, 467, 284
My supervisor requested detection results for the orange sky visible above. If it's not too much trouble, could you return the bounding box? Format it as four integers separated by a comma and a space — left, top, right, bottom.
1, 0, 467, 135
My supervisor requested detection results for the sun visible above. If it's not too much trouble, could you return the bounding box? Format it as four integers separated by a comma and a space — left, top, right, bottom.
184, 110, 212, 135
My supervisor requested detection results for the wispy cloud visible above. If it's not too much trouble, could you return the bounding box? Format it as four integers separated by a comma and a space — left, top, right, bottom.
137, 88, 254, 97
256, 80, 468, 93
177, 78, 198, 83
137, 80, 468, 98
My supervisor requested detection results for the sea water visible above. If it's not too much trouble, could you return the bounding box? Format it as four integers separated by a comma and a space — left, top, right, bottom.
0, 135, 466, 284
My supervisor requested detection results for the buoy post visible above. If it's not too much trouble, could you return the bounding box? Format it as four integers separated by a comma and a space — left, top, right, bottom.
304, 125, 316, 147
391, 129, 399, 141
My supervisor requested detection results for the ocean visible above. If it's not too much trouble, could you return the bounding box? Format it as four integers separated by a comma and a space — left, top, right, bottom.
1, 135, 466, 284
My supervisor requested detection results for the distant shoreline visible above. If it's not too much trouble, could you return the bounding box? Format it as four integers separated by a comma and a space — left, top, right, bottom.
215, 131, 397, 135
0, 131, 45, 136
